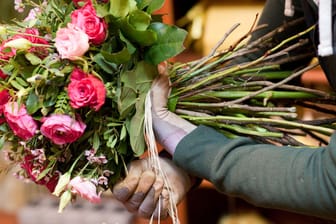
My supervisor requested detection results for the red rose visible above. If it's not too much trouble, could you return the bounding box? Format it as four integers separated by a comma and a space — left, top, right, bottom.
67, 68, 106, 111
4, 102, 38, 140
40, 114, 86, 145
21, 153, 59, 193
0, 90, 9, 124
71, 2, 107, 45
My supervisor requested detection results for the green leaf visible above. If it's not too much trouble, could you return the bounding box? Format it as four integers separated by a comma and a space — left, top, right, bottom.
120, 18, 157, 46
135, 61, 158, 93
100, 46, 132, 65
127, 61, 157, 154
93, 53, 118, 74
109, 0, 137, 18
58, 190, 72, 213
128, 93, 146, 156
145, 23, 187, 64
93, 131, 100, 150
10, 80, 24, 90
93, 1, 110, 17
120, 124, 127, 140
26, 91, 41, 114
146, 0, 164, 14
15, 77, 28, 87
118, 69, 137, 118
128, 10, 151, 31
0, 136, 5, 150
168, 96, 178, 112
25, 52, 42, 65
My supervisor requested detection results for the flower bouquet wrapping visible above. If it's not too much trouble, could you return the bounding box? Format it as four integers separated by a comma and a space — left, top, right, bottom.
1, 0, 336, 220
0, 0, 187, 212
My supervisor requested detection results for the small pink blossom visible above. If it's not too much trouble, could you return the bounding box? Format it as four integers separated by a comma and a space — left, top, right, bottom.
14, 0, 25, 13
69, 176, 101, 203
40, 114, 86, 145
55, 24, 89, 60
67, 68, 106, 111
4, 102, 38, 140
85, 149, 108, 164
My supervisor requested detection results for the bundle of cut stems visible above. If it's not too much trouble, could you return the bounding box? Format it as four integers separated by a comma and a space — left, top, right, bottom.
168, 19, 336, 146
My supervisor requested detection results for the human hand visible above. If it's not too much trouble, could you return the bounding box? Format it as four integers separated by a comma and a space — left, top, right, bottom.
151, 62, 196, 155
112, 156, 192, 219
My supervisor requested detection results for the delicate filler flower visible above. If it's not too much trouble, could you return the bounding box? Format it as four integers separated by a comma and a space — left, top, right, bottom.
4, 102, 38, 140
40, 114, 86, 145
85, 149, 108, 164
68, 176, 101, 203
71, 1, 108, 45
54, 23, 89, 60
67, 68, 106, 111
14, 0, 25, 13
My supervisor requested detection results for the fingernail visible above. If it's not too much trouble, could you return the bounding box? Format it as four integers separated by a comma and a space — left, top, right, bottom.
113, 187, 129, 201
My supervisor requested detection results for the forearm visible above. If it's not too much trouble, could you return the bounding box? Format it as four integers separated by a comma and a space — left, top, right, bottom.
173, 125, 336, 220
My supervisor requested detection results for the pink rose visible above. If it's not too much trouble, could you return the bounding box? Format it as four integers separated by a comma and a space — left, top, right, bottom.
71, 2, 107, 45
67, 68, 106, 111
55, 23, 89, 60
68, 176, 101, 203
40, 114, 86, 145
4, 102, 38, 140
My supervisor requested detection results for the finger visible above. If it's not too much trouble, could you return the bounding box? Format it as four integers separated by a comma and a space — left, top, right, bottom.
157, 61, 168, 76
112, 160, 147, 201
138, 177, 164, 218
124, 170, 156, 211
153, 188, 170, 219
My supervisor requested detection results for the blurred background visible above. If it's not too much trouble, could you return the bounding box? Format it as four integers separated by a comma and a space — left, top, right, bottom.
0, 0, 334, 224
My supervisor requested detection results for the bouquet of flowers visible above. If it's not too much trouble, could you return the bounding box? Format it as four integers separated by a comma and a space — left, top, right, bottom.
0, 0, 187, 212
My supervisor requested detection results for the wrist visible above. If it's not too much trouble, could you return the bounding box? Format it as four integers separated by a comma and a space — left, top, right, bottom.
160, 129, 188, 155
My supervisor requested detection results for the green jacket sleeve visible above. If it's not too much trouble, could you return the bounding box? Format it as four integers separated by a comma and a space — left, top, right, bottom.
173, 125, 336, 220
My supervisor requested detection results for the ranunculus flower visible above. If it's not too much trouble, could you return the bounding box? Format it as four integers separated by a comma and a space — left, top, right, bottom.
71, 2, 107, 45
54, 23, 89, 60
4, 102, 38, 140
68, 176, 101, 203
67, 68, 106, 111
40, 114, 86, 145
